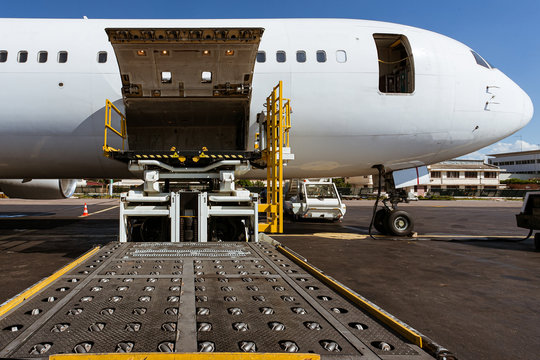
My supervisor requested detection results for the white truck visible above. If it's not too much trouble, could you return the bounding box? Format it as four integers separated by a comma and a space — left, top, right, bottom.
285, 179, 347, 221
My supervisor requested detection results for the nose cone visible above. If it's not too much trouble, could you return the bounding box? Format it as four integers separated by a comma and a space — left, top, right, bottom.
522, 90, 534, 127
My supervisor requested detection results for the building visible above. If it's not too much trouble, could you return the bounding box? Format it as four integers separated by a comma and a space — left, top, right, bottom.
345, 160, 503, 196
346, 175, 373, 190
487, 150, 540, 180
420, 160, 504, 195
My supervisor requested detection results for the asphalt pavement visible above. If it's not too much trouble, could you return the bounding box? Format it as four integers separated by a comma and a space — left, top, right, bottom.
0, 198, 538, 360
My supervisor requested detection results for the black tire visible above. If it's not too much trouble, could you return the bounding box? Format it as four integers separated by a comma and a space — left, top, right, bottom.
140, 217, 163, 242
534, 233, 540, 251
211, 218, 245, 241
374, 209, 389, 234
386, 210, 414, 236
184, 230, 194, 242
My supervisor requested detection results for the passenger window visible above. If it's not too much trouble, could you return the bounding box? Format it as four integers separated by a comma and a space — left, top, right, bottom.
58, 51, 68, 63
373, 34, 415, 93
470, 50, 490, 69
18, 51, 28, 63
97, 51, 108, 63
0, 51, 7, 62
336, 50, 347, 63
316, 50, 326, 63
38, 51, 48, 63
256, 51, 266, 63
276, 51, 286, 63
296, 50, 306, 63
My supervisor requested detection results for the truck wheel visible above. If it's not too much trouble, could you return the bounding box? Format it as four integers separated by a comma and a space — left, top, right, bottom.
140, 217, 164, 242
386, 210, 414, 236
535, 233, 540, 251
374, 209, 389, 234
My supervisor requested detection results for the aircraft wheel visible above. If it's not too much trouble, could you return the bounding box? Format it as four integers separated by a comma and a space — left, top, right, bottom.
140, 217, 164, 242
374, 209, 389, 234
386, 210, 414, 236
211, 218, 246, 241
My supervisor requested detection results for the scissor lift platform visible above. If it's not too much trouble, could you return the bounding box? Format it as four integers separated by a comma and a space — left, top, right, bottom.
0, 240, 450, 360
106, 149, 261, 168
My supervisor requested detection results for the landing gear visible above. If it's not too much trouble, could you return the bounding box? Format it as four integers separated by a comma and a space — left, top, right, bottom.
373, 208, 414, 236
374, 209, 389, 234
370, 167, 415, 237
386, 210, 414, 236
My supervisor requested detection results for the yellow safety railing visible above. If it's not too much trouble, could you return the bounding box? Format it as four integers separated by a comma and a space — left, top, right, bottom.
283, 100, 291, 148
103, 99, 127, 155
258, 81, 291, 233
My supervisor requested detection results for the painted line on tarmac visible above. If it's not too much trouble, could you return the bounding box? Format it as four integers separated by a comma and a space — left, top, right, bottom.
271, 233, 369, 239
79, 205, 119, 218
343, 226, 368, 232
416, 234, 526, 239
0, 230, 37, 242
0, 234, 115, 239
271, 230, 526, 241
342, 226, 526, 239
271, 234, 314, 237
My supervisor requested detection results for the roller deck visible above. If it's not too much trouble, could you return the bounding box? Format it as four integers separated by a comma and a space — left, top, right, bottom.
0, 239, 449, 359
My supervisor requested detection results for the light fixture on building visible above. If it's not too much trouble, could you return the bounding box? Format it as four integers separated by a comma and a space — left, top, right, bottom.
137, 50, 146, 56
225, 49, 234, 56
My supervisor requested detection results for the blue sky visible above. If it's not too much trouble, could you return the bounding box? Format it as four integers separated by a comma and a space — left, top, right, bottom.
4, 0, 539, 158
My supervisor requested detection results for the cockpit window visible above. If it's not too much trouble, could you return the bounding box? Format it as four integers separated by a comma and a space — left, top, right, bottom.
471, 50, 491, 69
373, 34, 415, 93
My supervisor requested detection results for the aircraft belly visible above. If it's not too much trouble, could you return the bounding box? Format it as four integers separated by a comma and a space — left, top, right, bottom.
0, 134, 131, 179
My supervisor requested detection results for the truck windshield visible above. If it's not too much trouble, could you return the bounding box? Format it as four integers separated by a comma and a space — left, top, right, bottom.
305, 184, 337, 199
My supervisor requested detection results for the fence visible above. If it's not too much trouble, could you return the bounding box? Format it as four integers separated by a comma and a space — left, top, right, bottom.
336, 187, 535, 199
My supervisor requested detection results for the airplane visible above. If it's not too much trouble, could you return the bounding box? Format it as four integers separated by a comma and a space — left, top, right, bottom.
0, 18, 534, 236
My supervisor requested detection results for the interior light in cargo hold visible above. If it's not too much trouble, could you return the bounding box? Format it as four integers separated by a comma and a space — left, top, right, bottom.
161, 71, 172, 83
225, 49, 235, 56
136, 50, 146, 56
201, 71, 212, 83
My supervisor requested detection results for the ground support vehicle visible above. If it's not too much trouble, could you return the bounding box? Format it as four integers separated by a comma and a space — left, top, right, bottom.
284, 179, 346, 221
516, 191, 540, 250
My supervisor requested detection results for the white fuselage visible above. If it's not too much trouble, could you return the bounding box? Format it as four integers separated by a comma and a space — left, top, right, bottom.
0, 18, 533, 179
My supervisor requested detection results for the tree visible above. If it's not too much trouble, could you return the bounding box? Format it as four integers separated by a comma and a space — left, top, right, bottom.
332, 177, 351, 188
236, 179, 253, 187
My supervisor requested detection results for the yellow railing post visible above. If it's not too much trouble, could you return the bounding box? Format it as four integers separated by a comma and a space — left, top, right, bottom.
278, 82, 284, 233
103, 99, 127, 155
258, 81, 291, 234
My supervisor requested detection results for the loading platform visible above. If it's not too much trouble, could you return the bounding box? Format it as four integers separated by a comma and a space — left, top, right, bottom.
0, 238, 454, 360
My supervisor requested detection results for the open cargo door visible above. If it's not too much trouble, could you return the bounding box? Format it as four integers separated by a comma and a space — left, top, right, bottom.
105, 28, 264, 152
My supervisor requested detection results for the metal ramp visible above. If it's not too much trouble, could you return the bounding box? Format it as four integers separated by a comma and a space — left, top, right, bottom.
0, 241, 441, 359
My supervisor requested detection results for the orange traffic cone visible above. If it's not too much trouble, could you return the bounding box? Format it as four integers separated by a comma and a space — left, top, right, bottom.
81, 203, 89, 217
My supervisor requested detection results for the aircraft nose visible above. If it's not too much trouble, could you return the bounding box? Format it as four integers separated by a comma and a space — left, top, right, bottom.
521, 90, 534, 127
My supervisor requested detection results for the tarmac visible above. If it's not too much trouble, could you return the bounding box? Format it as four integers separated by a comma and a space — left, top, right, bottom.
0, 198, 538, 360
